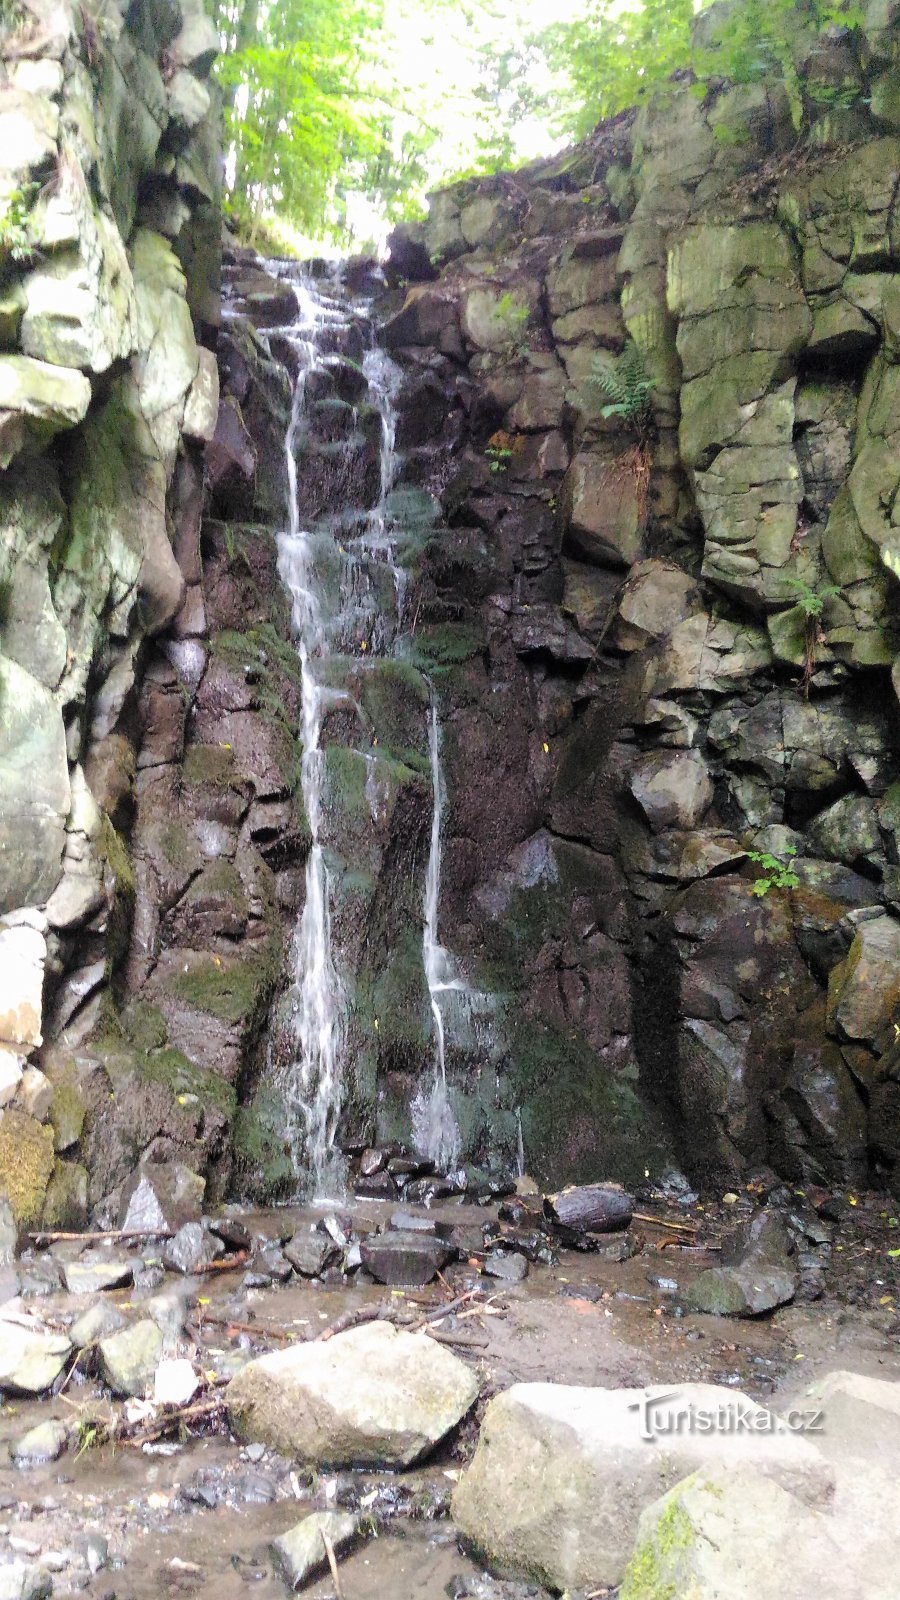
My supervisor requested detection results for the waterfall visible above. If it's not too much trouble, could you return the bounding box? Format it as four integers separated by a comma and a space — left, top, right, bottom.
274, 279, 348, 1197
265, 267, 472, 1192
412, 700, 463, 1171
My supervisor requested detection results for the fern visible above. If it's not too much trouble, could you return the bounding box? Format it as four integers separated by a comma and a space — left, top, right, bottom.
590, 341, 655, 427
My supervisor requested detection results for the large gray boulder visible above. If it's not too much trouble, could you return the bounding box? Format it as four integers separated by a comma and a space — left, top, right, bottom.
451, 1382, 833, 1591
227, 1320, 479, 1467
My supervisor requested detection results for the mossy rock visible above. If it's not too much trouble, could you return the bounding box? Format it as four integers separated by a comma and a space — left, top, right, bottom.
138, 1046, 238, 1122
231, 1083, 296, 1201
505, 1015, 672, 1189
96, 813, 135, 975
619, 1499, 695, 1600
407, 622, 486, 677
166, 950, 279, 1027
0, 1110, 55, 1226
182, 742, 242, 790
45, 1065, 87, 1153
41, 1160, 89, 1229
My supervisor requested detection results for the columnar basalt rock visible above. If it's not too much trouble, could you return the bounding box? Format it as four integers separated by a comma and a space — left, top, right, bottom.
380, 0, 900, 1192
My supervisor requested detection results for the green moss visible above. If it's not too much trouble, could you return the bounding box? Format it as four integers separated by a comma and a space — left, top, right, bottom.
167, 952, 278, 1027
47, 1073, 86, 1153
96, 812, 135, 976
182, 743, 240, 789
619, 1499, 695, 1600
158, 819, 201, 872
408, 622, 486, 675
121, 999, 168, 1052
41, 1161, 89, 1230
139, 1047, 237, 1120
182, 858, 248, 914
0, 1110, 55, 1226
232, 1084, 295, 1201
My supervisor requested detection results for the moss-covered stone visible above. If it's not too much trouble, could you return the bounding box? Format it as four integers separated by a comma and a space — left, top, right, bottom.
41, 1160, 89, 1229
619, 1500, 694, 1600
0, 1109, 55, 1226
46, 1064, 87, 1153
166, 951, 278, 1027
96, 813, 135, 975
231, 1082, 295, 1201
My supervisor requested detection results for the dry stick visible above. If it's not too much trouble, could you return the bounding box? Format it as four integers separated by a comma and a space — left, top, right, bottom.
321, 1531, 344, 1599
631, 1212, 699, 1235
193, 1314, 296, 1342
27, 1228, 174, 1245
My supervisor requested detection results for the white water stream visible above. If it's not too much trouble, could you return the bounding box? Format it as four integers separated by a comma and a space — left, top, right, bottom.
268, 271, 463, 1192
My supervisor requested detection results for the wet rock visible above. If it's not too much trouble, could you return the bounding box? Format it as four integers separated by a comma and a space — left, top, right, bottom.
0, 1321, 71, 1394
483, 1250, 528, 1283
360, 1231, 455, 1287
684, 1264, 796, 1317
390, 1210, 438, 1234
61, 1255, 133, 1295
10, 1420, 68, 1467
163, 1221, 211, 1275
227, 1320, 479, 1467
69, 1300, 126, 1349
98, 1319, 163, 1397
206, 1215, 251, 1251
145, 1288, 190, 1344
270, 1510, 359, 1591
359, 1147, 387, 1176
354, 1171, 397, 1200
284, 1232, 338, 1278
119, 1165, 205, 1234
452, 1382, 833, 1591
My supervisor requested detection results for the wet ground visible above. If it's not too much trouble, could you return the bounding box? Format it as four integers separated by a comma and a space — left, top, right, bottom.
2, 1190, 900, 1600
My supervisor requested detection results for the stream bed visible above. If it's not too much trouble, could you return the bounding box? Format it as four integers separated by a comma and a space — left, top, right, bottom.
2, 1188, 899, 1600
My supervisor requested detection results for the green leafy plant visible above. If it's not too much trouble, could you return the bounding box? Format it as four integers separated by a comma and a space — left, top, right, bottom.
0, 186, 35, 265
747, 844, 800, 897
485, 441, 513, 474
784, 575, 841, 693
784, 576, 841, 618
590, 340, 656, 428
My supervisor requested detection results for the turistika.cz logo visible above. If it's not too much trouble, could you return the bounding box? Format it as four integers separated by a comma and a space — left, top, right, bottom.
629, 1389, 825, 1442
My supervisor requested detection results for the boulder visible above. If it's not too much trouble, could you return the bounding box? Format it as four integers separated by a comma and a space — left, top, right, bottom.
61, 1254, 133, 1295
0, 1319, 71, 1394
560, 453, 643, 568
630, 750, 714, 832
0, 1564, 52, 1600
827, 914, 900, 1046
0, 915, 46, 1052
284, 1232, 339, 1277
227, 1320, 479, 1467
98, 1319, 163, 1397
359, 1231, 455, 1287
10, 1418, 68, 1466
119, 1163, 205, 1233
451, 1382, 833, 1590
620, 1462, 844, 1600
270, 1511, 360, 1591
684, 1264, 795, 1316
69, 1300, 127, 1349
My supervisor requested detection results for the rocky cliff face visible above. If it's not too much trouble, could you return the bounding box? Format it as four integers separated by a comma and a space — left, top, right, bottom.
379, 0, 900, 1191
0, 0, 223, 1225
2, 0, 899, 1228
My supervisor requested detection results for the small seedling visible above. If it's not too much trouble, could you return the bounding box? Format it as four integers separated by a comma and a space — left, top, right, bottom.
747, 844, 800, 897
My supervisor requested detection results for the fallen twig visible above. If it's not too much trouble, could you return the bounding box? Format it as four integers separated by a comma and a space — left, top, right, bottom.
27, 1228, 174, 1245
321, 1531, 343, 1598
192, 1314, 296, 1343
632, 1212, 699, 1235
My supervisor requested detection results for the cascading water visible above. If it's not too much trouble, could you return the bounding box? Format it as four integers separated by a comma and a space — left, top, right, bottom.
265, 266, 477, 1192
412, 701, 463, 1171
273, 281, 349, 1197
